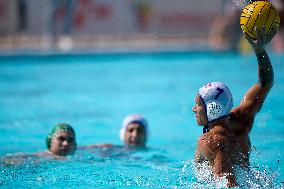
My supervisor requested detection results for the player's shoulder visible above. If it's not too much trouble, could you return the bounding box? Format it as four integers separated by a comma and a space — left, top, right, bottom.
229, 105, 255, 121
227, 108, 254, 133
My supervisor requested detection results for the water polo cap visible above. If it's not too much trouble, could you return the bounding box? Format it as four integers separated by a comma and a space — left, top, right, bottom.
119, 114, 148, 143
198, 82, 233, 123
46, 123, 76, 150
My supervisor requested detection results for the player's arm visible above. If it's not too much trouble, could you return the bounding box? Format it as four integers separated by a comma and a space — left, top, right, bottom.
195, 136, 206, 164
77, 144, 113, 150
231, 26, 276, 126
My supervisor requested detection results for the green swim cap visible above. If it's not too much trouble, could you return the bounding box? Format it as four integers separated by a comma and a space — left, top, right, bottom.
46, 123, 75, 150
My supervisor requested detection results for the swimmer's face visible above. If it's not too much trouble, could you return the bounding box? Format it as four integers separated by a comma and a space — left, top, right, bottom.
192, 95, 208, 126
124, 122, 146, 147
50, 131, 76, 156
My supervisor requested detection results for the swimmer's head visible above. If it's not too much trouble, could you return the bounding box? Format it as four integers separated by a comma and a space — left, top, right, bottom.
46, 123, 77, 156
198, 82, 233, 123
120, 114, 148, 147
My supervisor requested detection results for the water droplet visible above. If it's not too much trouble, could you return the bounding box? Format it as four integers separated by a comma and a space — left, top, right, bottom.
37, 177, 42, 181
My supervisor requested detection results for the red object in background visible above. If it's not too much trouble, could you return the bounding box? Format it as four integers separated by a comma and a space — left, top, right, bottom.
94, 4, 111, 19
73, 0, 112, 29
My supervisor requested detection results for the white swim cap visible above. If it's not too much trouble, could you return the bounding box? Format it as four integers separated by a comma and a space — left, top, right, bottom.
119, 114, 148, 143
198, 82, 233, 123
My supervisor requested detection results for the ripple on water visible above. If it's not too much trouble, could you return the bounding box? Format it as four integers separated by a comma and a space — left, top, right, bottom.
0, 149, 283, 188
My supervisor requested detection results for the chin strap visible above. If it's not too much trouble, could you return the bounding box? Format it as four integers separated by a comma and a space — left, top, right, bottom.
202, 114, 231, 134
203, 125, 209, 134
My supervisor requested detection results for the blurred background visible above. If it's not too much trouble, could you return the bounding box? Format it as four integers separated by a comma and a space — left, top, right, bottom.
0, 0, 283, 54
1, 1, 284, 187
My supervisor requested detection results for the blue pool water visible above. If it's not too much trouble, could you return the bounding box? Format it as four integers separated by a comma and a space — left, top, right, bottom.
0, 52, 283, 188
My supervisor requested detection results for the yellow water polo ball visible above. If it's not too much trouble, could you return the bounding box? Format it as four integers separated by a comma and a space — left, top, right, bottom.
240, 1, 280, 40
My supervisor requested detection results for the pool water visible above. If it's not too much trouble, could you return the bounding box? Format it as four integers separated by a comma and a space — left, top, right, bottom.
0, 52, 283, 188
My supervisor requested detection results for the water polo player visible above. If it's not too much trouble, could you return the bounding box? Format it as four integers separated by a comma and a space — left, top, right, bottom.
120, 114, 148, 147
46, 123, 77, 156
78, 114, 148, 150
192, 26, 277, 187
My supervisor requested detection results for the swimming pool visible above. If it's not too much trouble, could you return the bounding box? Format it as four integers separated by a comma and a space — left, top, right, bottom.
0, 52, 283, 188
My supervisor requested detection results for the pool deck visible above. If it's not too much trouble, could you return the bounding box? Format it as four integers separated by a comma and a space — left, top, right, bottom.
0, 34, 211, 55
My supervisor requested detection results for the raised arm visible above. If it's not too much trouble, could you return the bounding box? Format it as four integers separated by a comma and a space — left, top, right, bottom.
231, 27, 276, 128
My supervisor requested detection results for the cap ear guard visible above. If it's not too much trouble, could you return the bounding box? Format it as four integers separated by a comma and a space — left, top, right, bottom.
206, 101, 223, 122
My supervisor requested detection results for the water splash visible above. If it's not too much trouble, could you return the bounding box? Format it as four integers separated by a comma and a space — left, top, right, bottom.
178, 159, 283, 189
178, 160, 229, 188
232, 0, 254, 7
235, 165, 283, 188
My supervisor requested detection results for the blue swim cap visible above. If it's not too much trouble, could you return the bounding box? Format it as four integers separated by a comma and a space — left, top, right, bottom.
198, 82, 233, 123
